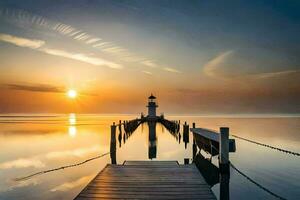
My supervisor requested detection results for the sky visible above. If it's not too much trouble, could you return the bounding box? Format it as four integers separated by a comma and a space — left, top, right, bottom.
0, 0, 299, 114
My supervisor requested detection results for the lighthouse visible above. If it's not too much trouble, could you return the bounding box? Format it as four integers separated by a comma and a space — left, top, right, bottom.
147, 94, 158, 118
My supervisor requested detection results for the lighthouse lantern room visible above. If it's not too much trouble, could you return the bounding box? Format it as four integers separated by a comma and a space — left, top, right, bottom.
147, 94, 158, 118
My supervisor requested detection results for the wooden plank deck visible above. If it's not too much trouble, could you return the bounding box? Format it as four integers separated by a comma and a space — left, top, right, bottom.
74, 161, 216, 200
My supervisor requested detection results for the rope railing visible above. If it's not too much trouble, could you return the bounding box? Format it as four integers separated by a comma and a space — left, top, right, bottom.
229, 162, 287, 200
231, 135, 300, 156
13, 118, 138, 182
205, 143, 289, 200
14, 150, 113, 181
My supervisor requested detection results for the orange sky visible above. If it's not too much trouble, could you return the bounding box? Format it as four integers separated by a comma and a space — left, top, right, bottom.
0, 2, 300, 114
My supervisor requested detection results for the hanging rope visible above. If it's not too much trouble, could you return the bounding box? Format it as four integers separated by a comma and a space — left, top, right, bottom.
14, 119, 142, 182
231, 135, 300, 156
229, 162, 288, 200
202, 143, 289, 200
14, 151, 112, 181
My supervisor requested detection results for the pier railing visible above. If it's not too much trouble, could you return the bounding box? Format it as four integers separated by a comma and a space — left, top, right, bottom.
190, 122, 298, 200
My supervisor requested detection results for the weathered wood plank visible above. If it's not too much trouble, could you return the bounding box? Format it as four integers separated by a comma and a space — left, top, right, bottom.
124, 161, 178, 165
74, 161, 216, 200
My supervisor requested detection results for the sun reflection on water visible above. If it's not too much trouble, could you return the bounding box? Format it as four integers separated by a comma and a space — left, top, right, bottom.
68, 113, 77, 137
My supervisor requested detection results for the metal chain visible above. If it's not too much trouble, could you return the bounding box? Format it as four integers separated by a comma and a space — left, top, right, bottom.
231, 135, 300, 156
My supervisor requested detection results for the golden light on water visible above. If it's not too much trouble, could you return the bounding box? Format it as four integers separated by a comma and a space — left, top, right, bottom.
68, 113, 77, 137
68, 126, 77, 137
67, 89, 77, 99
69, 113, 76, 125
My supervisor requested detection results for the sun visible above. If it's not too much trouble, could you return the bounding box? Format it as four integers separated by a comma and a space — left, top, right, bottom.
67, 89, 77, 99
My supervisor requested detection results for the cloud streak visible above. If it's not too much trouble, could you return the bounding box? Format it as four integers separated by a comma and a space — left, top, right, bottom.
142, 70, 152, 75
0, 8, 181, 73
50, 175, 93, 192
163, 67, 181, 73
250, 69, 300, 79
40, 48, 122, 69
0, 33, 122, 69
0, 158, 45, 169
0, 33, 44, 48
203, 50, 233, 79
203, 50, 300, 80
46, 146, 102, 159
3, 83, 64, 93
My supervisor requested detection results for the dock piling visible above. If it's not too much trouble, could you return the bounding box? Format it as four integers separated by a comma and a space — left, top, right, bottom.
110, 123, 117, 164
183, 122, 189, 149
219, 127, 229, 173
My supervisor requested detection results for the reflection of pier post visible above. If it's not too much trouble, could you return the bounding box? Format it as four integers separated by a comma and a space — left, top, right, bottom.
118, 123, 122, 147
110, 122, 117, 164
220, 173, 230, 200
183, 122, 189, 149
148, 121, 157, 159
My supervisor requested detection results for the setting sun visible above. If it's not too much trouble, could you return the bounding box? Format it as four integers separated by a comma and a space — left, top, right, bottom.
67, 89, 77, 99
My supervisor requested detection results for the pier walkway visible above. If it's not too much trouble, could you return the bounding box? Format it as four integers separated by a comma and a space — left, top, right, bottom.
74, 161, 216, 200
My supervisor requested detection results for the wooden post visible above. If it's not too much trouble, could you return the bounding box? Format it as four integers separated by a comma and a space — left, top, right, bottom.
192, 122, 197, 159
219, 127, 229, 174
110, 122, 117, 164
184, 158, 189, 165
183, 123, 189, 149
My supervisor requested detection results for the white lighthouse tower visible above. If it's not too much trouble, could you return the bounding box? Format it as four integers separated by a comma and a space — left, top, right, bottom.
147, 94, 158, 118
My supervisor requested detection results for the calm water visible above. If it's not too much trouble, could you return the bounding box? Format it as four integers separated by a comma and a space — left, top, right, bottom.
0, 114, 299, 200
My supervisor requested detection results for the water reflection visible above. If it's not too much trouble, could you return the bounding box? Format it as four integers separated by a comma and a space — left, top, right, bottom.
0, 115, 299, 200
193, 148, 230, 200
69, 113, 76, 125
110, 123, 117, 164
193, 152, 219, 186
68, 113, 77, 137
148, 122, 157, 159
183, 122, 190, 149
68, 126, 77, 137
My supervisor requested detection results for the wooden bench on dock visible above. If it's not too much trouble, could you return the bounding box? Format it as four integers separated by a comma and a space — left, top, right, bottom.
74, 161, 216, 200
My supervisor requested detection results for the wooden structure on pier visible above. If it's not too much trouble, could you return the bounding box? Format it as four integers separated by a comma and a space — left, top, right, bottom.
191, 128, 236, 156
74, 161, 216, 200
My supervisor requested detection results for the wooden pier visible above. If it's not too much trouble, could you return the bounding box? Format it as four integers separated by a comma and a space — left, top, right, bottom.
74, 161, 216, 200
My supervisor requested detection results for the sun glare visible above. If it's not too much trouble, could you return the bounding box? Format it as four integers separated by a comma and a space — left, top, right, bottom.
67, 89, 77, 99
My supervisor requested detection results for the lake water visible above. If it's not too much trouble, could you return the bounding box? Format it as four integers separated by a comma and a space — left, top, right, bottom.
0, 114, 299, 200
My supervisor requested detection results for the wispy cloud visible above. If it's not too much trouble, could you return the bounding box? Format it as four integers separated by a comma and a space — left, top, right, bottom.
40, 48, 123, 69
0, 33, 122, 69
203, 50, 300, 80
141, 60, 159, 68
50, 175, 93, 192
250, 69, 300, 79
46, 145, 104, 159
0, 8, 179, 73
163, 67, 181, 73
0, 33, 44, 48
142, 70, 153, 75
0, 179, 39, 193
0, 158, 45, 169
203, 50, 234, 79
2, 83, 64, 93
